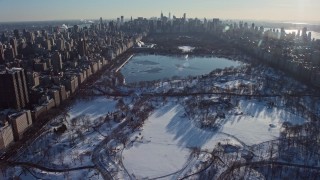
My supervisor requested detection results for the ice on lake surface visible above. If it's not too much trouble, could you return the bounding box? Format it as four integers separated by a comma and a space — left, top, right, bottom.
121, 54, 242, 83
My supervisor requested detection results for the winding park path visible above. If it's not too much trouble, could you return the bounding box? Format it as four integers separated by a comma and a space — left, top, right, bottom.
217, 160, 320, 180
92, 117, 131, 180
0, 161, 96, 173
92, 96, 155, 179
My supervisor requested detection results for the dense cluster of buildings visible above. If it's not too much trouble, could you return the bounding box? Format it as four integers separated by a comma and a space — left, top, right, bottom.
0, 17, 146, 150
220, 22, 320, 87
148, 12, 222, 33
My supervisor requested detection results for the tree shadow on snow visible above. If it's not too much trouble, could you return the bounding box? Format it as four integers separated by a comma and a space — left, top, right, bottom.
165, 105, 218, 148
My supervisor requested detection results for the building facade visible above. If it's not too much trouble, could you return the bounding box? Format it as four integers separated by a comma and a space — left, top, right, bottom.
0, 68, 29, 110
0, 122, 14, 150
9, 110, 32, 141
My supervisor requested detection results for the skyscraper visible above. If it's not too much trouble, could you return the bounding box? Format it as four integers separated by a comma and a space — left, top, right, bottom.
117, 18, 120, 27
44, 39, 52, 51
0, 44, 4, 63
4, 46, 15, 61
13, 29, 19, 39
9, 38, 18, 58
78, 38, 87, 57
302, 27, 307, 36
302, 27, 308, 41
121, 16, 124, 25
52, 51, 63, 72
307, 32, 312, 41
99, 17, 103, 30
0, 68, 29, 110
56, 38, 65, 51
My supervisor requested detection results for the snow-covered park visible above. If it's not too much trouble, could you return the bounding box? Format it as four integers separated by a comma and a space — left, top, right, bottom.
121, 98, 306, 179
2, 61, 317, 180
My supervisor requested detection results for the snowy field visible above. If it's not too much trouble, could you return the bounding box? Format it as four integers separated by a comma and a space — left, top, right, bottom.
122, 103, 238, 179
123, 104, 190, 179
222, 100, 305, 146
68, 97, 117, 120
122, 99, 306, 178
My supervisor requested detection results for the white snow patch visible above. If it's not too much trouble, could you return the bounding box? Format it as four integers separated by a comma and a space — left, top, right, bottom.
215, 79, 253, 89
221, 100, 305, 145
68, 97, 117, 120
178, 46, 195, 53
122, 103, 237, 179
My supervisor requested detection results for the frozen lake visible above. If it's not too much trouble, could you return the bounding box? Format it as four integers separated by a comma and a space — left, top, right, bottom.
121, 54, 241, 83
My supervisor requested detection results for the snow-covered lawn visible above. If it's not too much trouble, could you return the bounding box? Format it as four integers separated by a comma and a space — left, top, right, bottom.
221, 100, 305, 146
122, 99, 306, 178
68, 97, 117, 120
122, 104, 190, 179
122, 103, 239, 179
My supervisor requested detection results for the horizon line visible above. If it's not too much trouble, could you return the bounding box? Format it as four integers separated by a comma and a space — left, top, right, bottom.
0, 17, 320, 25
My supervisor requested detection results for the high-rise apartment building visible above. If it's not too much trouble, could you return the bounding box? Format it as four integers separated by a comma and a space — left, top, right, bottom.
52, 51, 63, 72
9, 110, 32, 141
78, 38, 87, 56
0, 68, 29, 110
56, 38, 65, 51
9, 38, 18, 58
4, 46, 15, 61
0, 121, 14, 150
0, 44, 4, 63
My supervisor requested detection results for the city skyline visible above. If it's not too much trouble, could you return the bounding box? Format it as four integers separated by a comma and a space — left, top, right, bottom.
0, 0, 320, 23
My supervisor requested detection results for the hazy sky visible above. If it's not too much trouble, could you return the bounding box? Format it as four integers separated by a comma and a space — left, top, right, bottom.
0, 0, 319, 22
